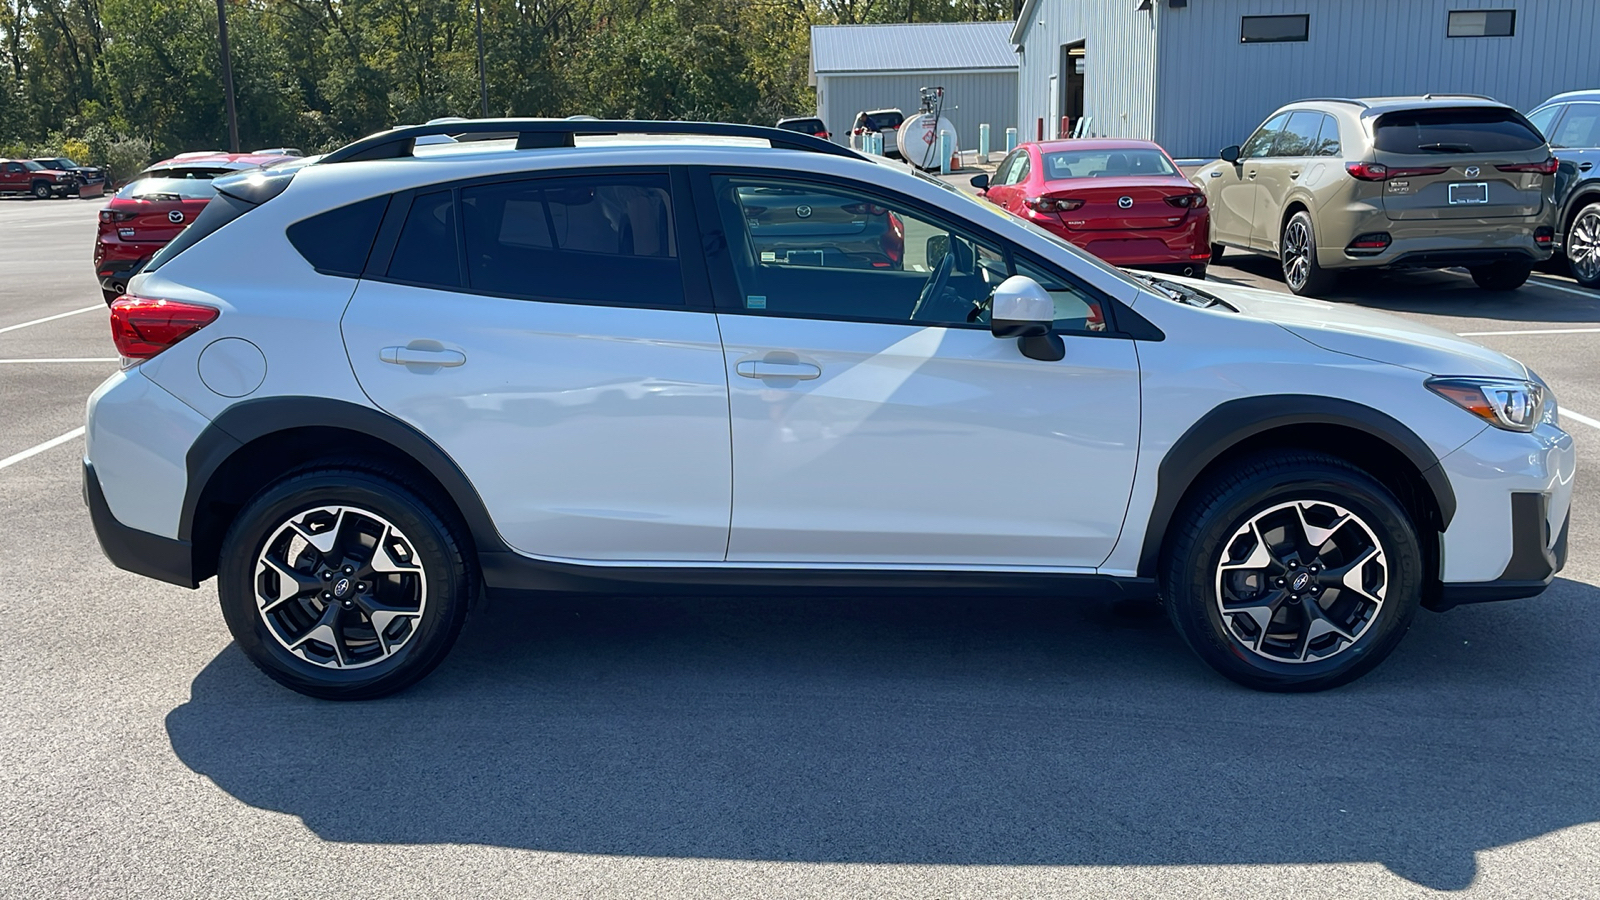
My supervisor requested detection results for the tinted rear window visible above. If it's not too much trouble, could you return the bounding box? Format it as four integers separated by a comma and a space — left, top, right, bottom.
1374, 107, 1545, 154
387, 191, 460, 287
865, 113, 903, 130
116, 178, 219, 201
287, 196, 389, 277
779, 119, 825, 133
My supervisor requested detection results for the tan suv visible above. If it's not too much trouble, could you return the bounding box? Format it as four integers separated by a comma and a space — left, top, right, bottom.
1194, 96, 1558, 295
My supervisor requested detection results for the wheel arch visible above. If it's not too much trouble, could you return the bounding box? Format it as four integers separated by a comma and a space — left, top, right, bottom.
1563, 185, 1600, 241
1138, 396, 1455, 587
182, 397, 508, 583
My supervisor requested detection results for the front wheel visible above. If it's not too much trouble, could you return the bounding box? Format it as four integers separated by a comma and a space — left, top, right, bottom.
1470, 261, 1531, 291
1280, 211, 1337, 296
31, 182, 51, 199
1161, 452, 1423, 692
217, 466, 473, 700
1565, 202, 1600, 288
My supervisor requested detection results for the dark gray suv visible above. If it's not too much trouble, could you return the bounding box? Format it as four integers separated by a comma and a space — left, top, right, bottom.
1527, 90, 1600, 287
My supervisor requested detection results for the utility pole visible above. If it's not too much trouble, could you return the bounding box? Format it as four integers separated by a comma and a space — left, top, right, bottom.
474, 0, 489, 117
216, 0, 240, 151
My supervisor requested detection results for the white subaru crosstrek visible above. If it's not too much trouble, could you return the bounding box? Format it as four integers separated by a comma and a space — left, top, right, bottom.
85, 120, 1575, 699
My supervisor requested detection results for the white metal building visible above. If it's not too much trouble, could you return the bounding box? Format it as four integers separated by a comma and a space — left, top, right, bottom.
1012, 0, 1600, 159
810, 22, 1019, 148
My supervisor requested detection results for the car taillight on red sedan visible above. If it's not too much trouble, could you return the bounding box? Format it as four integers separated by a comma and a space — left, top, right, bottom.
1025, 197, 1085, 213
99, 209, 136, 223
108, 296, 219, 359
1164, 192, 1207, 209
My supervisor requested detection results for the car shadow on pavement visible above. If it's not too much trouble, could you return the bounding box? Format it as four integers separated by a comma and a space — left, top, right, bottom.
1211, 253, 1600, 323
167, 577, 1600, 890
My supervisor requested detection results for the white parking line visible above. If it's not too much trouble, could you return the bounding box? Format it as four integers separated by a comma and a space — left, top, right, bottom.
1563, 409, 1600, 432
0, 357, 118, 364
0, 426, 85, 471
0, 305, 102, 335
1529, 278, 1600, 300
1459, 327, 1600, 336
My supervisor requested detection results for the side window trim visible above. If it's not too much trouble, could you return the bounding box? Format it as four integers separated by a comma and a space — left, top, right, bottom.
364, 187, 413, 278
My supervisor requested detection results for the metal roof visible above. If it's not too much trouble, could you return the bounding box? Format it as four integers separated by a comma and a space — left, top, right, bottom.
811, 22, 1018, 75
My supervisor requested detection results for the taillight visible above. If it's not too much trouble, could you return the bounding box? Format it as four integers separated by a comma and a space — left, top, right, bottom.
1346, 162, 1389, 181
1535, 226, 1554, 245
1497, 157, 1559, 175
883, 211, 904, 264
843, 202, 890, 216
1164, 192, 1207, 209
108, 296, 219, 360
99, 208, 136, 223
1025, 197, 1084, 213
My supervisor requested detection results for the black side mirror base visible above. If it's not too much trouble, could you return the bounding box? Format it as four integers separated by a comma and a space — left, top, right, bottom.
1018, 333, 1066, 362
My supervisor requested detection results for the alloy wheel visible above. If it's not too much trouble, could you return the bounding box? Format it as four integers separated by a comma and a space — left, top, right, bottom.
253, 504, 427, 669
1282, 219, 1312, 291
1571, 208, 1600, 284
1213, 500, 1387, 664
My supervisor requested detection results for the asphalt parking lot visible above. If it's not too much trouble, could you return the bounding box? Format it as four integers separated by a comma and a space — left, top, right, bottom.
3, 196, 1599, 899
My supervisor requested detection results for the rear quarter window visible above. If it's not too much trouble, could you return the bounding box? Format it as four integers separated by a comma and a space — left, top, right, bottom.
1374, 107, 1545, 154
287, 196, 389, 277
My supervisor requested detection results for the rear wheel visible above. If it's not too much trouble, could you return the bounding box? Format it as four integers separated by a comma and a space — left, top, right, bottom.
1566, 202, 1600, 288
1469, 261, 1531, 291
1162, 452, 1423, 692
217, 466, 473, 700
1280, 211, 1337, 296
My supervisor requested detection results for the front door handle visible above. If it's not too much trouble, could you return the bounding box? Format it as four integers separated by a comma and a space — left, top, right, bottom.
381, 345, 466, 367
1581, 161, 1595, 172
736, 360, 821, 380
1290, 171, 1301, 180
1247, 170, 1257, 180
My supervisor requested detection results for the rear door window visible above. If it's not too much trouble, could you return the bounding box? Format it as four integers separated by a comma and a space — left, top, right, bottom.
1314, 115, 1342, 156
1374, 107, 1545, 154
387, 191, 460, 288
1548, 103, 1600, 149
460, 173, 682, 306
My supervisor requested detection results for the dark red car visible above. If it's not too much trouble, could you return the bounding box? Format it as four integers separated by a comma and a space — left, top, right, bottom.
93, 151, 298, 301
977, 139, 1212, 277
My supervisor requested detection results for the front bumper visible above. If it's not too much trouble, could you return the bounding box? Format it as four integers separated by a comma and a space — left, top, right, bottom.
1431, 495, 1569, 610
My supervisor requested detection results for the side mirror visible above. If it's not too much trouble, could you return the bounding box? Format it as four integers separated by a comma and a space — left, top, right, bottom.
992, 276, 1065, 361
1220, 145, 1241, 164
969, 173, 990, 192
926, 233, 950, 264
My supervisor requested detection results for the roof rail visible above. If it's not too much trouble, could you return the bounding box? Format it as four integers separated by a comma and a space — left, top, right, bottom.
1298, 98, 1370, 109
1422, 93, 1499, 102
319, 119, 861, 165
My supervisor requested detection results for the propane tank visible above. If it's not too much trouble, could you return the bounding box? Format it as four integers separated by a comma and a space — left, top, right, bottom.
897, 114, 959, 171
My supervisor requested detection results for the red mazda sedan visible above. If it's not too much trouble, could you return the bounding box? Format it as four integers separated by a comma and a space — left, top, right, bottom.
978, 139, 1212, 277
92, 151, 299, 302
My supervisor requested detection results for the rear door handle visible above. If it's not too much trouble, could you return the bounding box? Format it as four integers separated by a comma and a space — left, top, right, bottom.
381, 346, 466, 367
1290, 171, 1301, 179
736, 360, 821, 380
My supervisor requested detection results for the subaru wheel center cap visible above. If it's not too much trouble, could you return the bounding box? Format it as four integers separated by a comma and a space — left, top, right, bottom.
333, 577, 352, 598
1291, 571, 1312, 592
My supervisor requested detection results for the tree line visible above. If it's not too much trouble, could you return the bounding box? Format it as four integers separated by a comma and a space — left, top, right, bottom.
0, 0, 1012, 178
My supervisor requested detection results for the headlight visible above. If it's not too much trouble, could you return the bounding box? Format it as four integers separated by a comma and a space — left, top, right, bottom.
1426, 377, 1546, 432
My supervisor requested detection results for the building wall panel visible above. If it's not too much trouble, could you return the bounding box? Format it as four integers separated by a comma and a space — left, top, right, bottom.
1014, 1, 1159, 143
818, 71, 1018, 152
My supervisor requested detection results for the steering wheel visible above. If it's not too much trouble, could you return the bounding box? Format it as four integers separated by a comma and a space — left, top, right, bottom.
909, 251, 955, 322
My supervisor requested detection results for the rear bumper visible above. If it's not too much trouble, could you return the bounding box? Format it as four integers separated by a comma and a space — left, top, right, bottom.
94, 248, 149, 292
84, 460, 197, 588
1321, 214, 1555, 269
1028, 213, 1210, 266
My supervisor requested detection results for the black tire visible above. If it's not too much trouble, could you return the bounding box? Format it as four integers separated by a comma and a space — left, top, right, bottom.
1161, 452, 1423, 692
31, 182, 51, 200
1209, 242, 1226, 265
1280, 211, 1338, 296
217, 466, 473, 700
1564, 201, 1600, 289
1469, 261, 1531, 291
1187, 264, 1207, 280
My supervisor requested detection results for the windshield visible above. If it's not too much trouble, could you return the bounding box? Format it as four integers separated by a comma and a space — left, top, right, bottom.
1043, 148, 1177, 178
115, 178, 220, 201
21, 160, 45, 171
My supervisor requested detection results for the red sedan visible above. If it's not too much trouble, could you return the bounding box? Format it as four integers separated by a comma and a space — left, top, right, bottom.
93, 151, 299, 302
978, 139, 1212, 277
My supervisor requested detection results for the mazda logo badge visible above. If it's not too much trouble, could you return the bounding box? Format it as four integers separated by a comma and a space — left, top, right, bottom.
795, 205, 812, 218
1464, 166, 1480, 178
168, 210, 185, 224
1118, 196, 1134, 209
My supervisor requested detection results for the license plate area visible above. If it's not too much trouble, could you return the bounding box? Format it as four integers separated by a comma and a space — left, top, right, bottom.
1449, 182, 1489, 205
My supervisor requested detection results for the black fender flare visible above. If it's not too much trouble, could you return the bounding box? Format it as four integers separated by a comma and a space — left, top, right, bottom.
181, 396, 510, 555
1136, 395, 1457, 578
